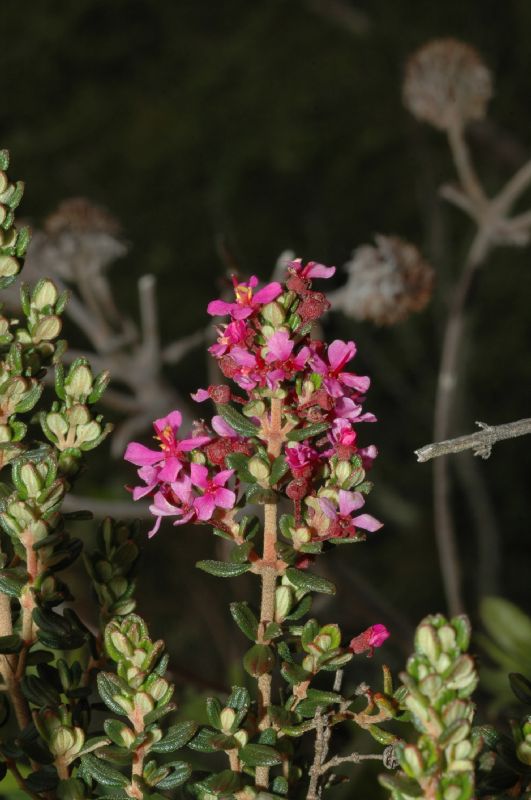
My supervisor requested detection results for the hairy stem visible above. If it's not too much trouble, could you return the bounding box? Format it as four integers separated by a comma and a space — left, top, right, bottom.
255, 397, 282, 790
0, 592, 31, 730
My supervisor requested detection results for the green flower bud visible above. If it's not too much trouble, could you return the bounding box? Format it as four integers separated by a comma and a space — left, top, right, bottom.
220, 708, 236, 733
248, 457, 270, 482
0, 424, 11, 442
400, 744, 424, 779
134, 692, 155, 716
334, 460, 352, 484
110, 630, 134, 657
275, 586, 293, 622
68, 404, 91, 426
46, 412, 68, 438
50, 726, 76, 757
66, 364, 93, 399
415, 624, 441, 664
438, 624, 457, 652
149, 677, 169, 702
262, 301, 286, 326
234, 729, 249, 747
0, 255, 19, 278
76, 420, 101, 445
20, 463, 43, 497
243, 400, 266, 418
32, 279, 58, 310
33, 315, 62, 342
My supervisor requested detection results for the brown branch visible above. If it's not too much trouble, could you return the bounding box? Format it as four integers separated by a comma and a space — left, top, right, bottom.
416, 417, 531, 462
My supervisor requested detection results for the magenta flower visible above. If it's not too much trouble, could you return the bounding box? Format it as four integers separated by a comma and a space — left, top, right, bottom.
288, 258, 336, 280
326, 418, 357, 454
125, 410, 210, 485
349, 624, 390, 656
319, 490, 382, 539
209, 320, 251, 357
311, 340, 370, 399
285, 442, 321, 477
264, 331, 310, 387
207, 275, 282, 320
148, 474, 197, 537
190, 464, 236, 521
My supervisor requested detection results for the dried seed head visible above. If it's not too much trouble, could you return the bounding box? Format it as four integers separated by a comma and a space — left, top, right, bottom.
403, 39, 492, 130
26, 197, 127, 281
329, 235, 435, 326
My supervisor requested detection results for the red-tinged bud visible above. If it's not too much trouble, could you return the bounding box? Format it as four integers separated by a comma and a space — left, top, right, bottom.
298, 291, 330, 322
286, 478, 309, 500
205, 438, 233, 465
232, 440, 254, 456
208, 384, 231, 404
312, 388, 334, 411
286, 274, 308, 294
295, 554, 314, 570
219, 355, 239, 378
336, 445, 355, 461
349, 624, 390, 657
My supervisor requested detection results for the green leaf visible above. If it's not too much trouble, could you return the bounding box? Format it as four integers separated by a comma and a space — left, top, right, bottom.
280, 661, 311, 685
216, 403, 259, 437
155, 761, 191, 789
226, 685, 250, 726
239, 743, 282, 767
286, 595, 312, 621
187, 727, 218, 753
246, 483, 277, 504
243, 644, 275, 677
0, 633, 22, 654
80, 754, 129, 787
24, 768, 58, 793
286, 422, 329, 442
206, 696, 223, 729
97, 672, 127, 716
225, 452, 256, 483
480, 596, 531, 663
285, 568, 335, 596
230, 602, 259, 641
196, 560, 251, 578
378, 773, 423, 797
150, 721, 198, 753
270, 455, 288, 485
0, 568, 25, 598
195, 769, 242, 795
279, 513, 295, 540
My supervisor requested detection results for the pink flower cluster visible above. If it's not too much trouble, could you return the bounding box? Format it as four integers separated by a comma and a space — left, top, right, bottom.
124, 410, 237, 537
349, 624, 390, 656
125, 257, 382, 546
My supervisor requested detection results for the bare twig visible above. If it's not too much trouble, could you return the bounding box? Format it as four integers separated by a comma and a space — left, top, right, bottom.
416, 417, 531, 462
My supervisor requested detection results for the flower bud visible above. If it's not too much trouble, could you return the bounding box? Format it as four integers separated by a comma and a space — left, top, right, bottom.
46, 412, 68, 439
248, 457, 270, 482
50, 726, 76, 757
243, 399, 266, 418
0, 424, 11, 443
20, 463, 42, 497
334, 460, 351, 484
233, 729, 249, 748
0, 255, 19, 278
33, 315, 62, 342
274, 586, 293, 622
32, 279, 58, 309
261, 301, 286, 326
134, 692, 155, 716
65, 364, 93, 399
220, 708, 236, 732
148, 677, 169, 701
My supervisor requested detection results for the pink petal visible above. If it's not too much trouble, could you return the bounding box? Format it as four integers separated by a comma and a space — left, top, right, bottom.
231, 347, 257, 367
213, 469, 235, 487
253, 282, 282, 305
132, 483, 156, 500
213, 487, 236, 509
154, 410, 182, 433
194, 493, 215, 520
338, 490, 364, 516
147, 516, 162, 538
305, 262, 336, 279
150, 492, 179, 517
158, 456, 182, 483
368, 624, 390, 647
207, 299, 235, 317
340, 373, 370, 393
353, 513, 383, 532
318, 497, 337, 520
327, 340, 356, 371
180, 435, 211, 451
231, 306, 254, 320
212, 415, 237, 438
124, 442, 161, 467
191, 388, 210, 402
190, 463, 209, 489
266, 331, 294, 362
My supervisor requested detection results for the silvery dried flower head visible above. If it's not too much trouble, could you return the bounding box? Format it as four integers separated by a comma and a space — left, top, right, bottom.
403, 38, 492, 130
329, 235, 434, 325
26, 197, 127, 280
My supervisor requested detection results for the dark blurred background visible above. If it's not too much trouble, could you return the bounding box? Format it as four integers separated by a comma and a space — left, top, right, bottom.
1, 0, 530, 781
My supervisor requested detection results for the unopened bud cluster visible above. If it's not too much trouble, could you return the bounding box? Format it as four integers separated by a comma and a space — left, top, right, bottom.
381, 614, 480, 800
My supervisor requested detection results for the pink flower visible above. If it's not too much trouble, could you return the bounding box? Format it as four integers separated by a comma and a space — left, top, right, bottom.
125, 411, 210, 480
190, 464, 236, 521
288, 258, 336, 280
264, 331, 310, 387
209, 320, 251, 357
311, 340, 370, 399
207, 276, 282, 320
148, 475, 197, 537
325, 418, 357, 455
285, 442, 321, 477
318, 490, 382, 539
349, 624, 390, 656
